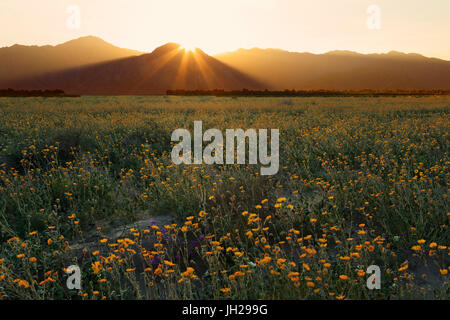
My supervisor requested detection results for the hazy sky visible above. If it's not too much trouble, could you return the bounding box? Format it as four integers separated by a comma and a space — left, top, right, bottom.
1, 0, 449, 59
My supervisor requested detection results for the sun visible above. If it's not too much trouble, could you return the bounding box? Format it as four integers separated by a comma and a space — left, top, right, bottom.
180, 43, 197, 52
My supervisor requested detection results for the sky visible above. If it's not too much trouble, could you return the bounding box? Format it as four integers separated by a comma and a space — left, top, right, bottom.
0, 0, 449, 60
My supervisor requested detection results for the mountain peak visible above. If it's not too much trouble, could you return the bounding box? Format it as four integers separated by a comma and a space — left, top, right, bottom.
59, 36, 112, 48
325, 50, 361, 56
216, 47, 450, 90
0, 36, 143, 85
386, 51, 425, 59
10, 39, 264, 94
55, 36, 142, 56
148, 42, 181, 58
153, 42, 181, 52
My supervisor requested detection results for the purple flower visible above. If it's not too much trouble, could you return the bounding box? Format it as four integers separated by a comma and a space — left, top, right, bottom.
152, 256, 160, 264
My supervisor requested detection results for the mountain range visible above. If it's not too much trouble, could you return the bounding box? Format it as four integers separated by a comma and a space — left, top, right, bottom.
216, 48, 450, 90
0, 36, 141, 88
1, 36, 449, 94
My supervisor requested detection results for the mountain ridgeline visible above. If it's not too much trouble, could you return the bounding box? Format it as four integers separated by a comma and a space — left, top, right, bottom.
5, 40, 264, 95
216, 49, 450, 91
0, 36, 142, 88
1, 36, 450, 95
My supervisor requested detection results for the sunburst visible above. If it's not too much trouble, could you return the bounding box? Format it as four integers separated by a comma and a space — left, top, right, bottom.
180, 44, 197, 52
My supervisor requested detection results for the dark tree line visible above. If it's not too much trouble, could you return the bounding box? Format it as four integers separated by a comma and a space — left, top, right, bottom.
167, 89, 450, 97
0, 88, 78, 97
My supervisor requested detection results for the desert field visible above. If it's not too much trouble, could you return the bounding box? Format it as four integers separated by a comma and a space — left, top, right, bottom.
0, 96, 448, 299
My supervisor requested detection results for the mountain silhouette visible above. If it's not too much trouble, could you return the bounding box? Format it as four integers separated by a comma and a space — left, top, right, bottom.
0, 36, 142, 88
215, 48, 450, 90
3, 36, 450, 93
10, 43, 265, 95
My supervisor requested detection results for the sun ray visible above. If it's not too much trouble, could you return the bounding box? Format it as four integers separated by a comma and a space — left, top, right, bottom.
131, 47, 181, 91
